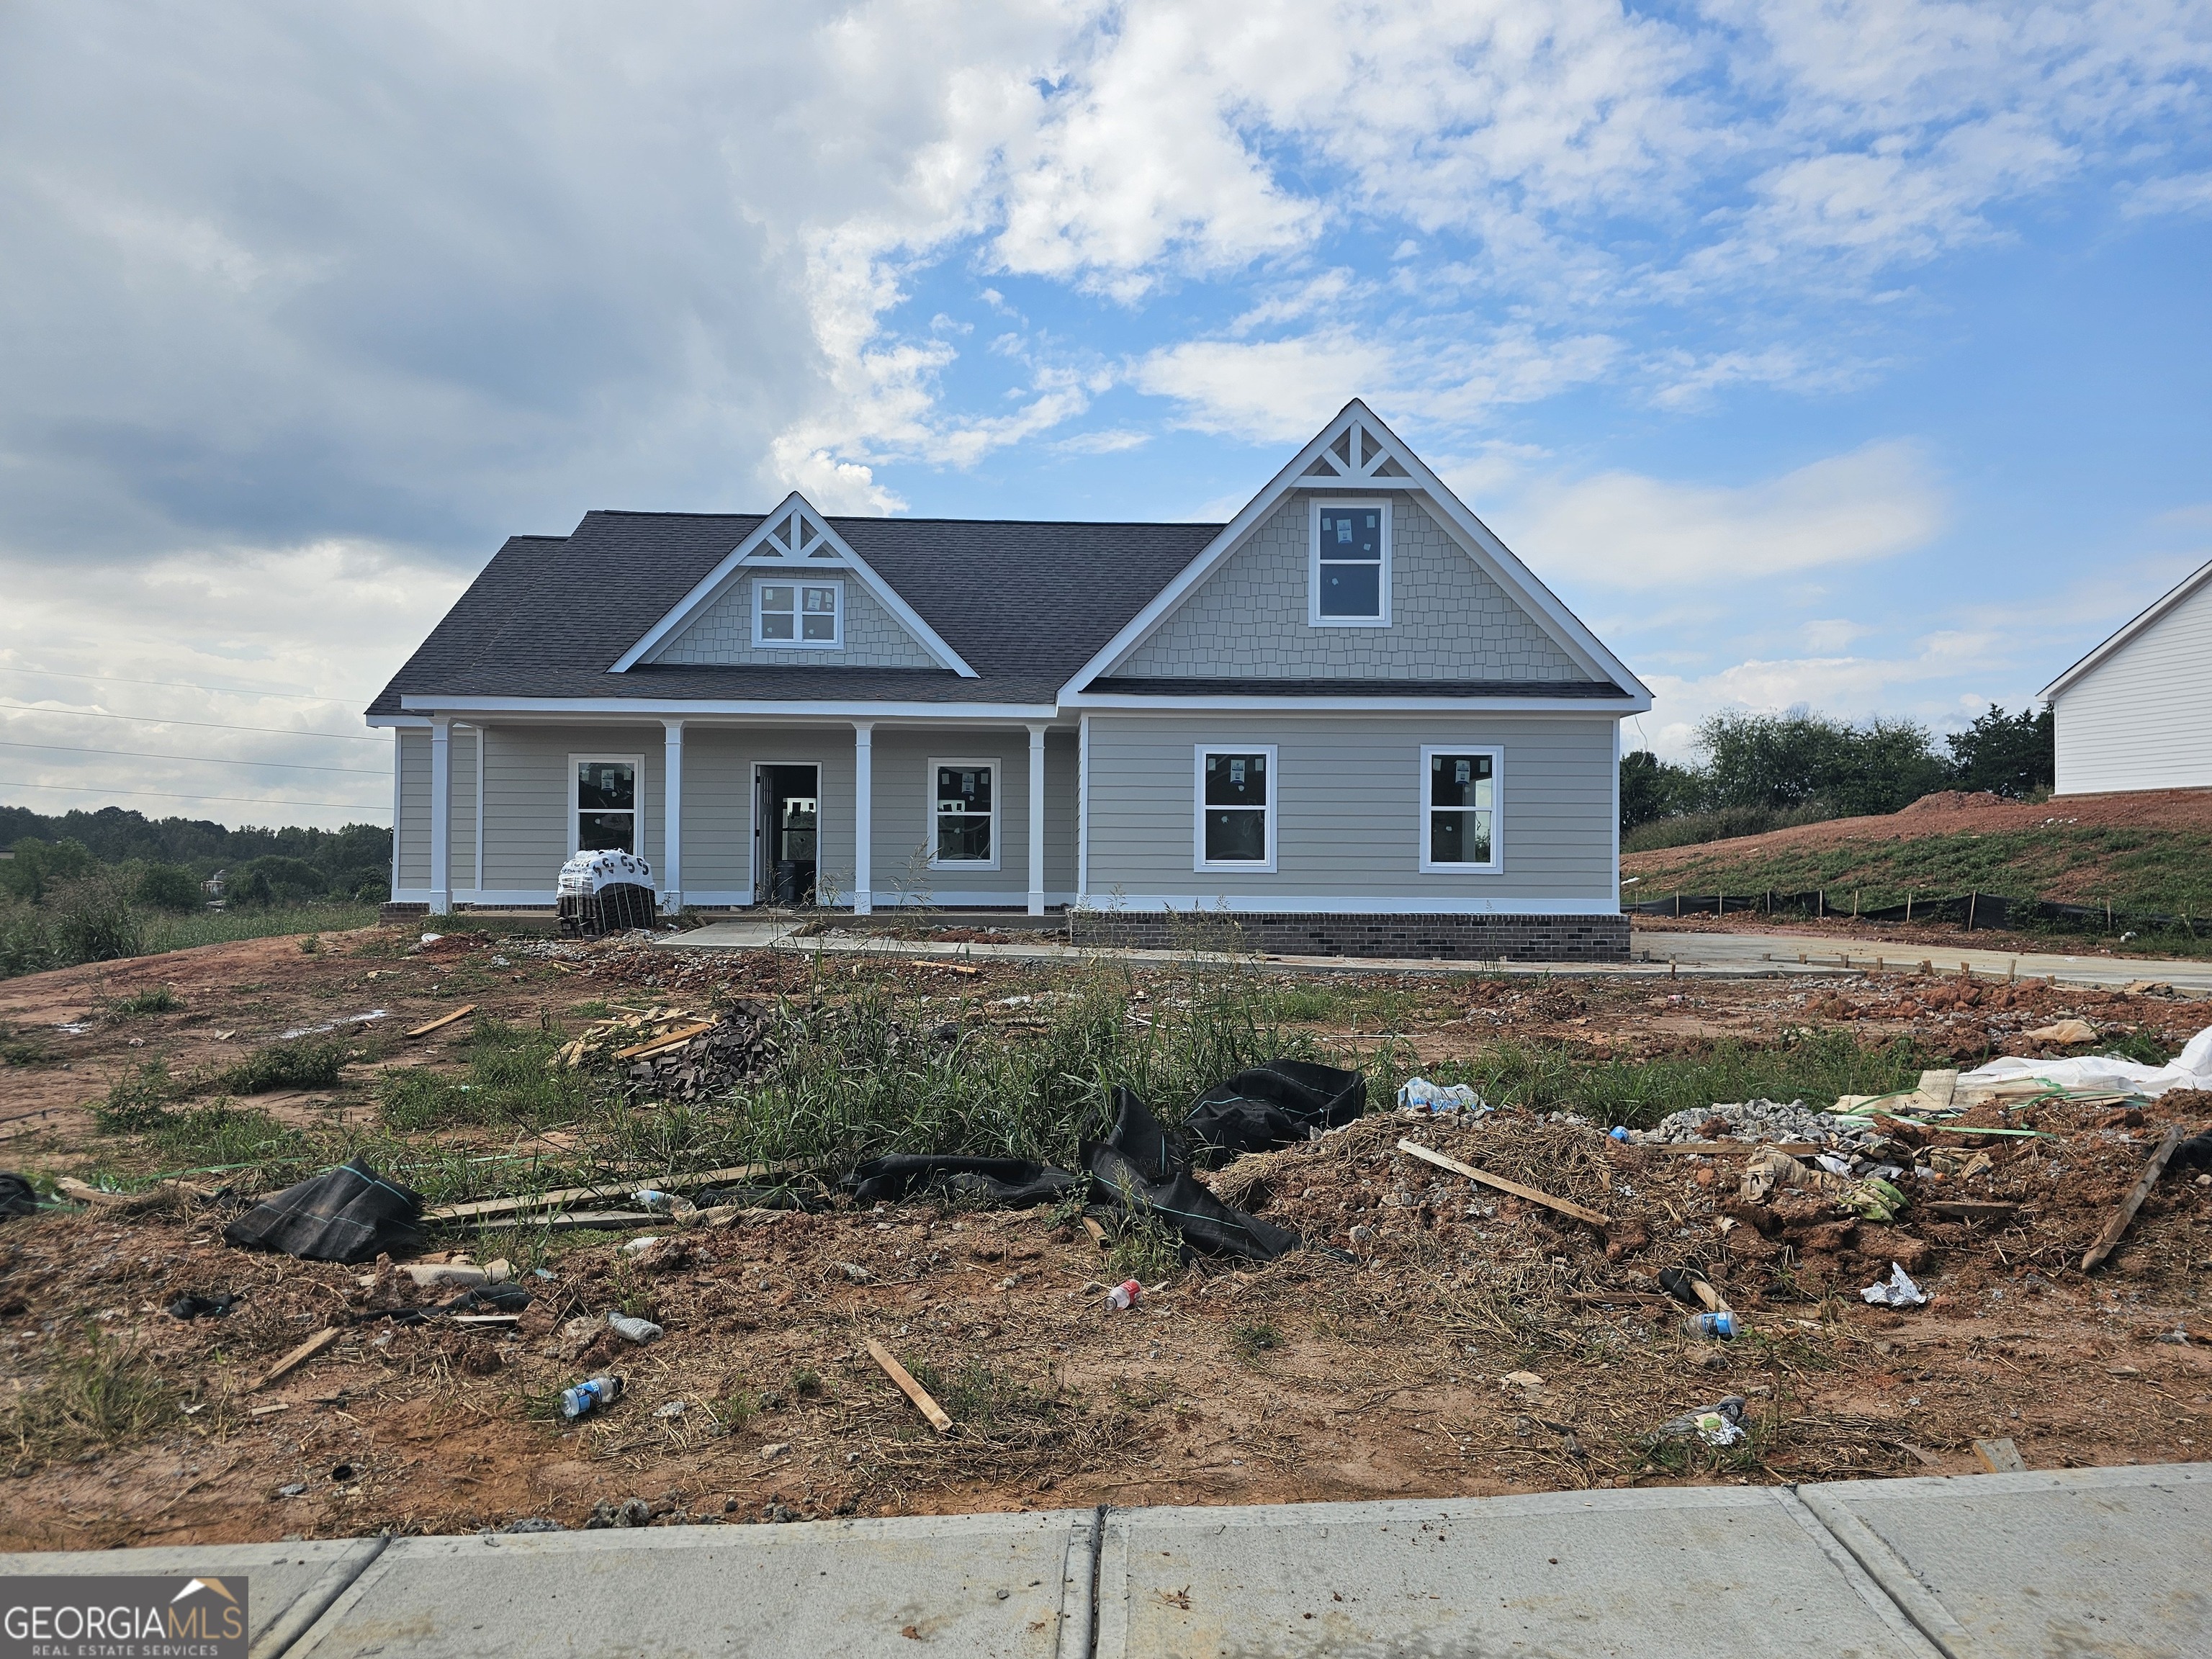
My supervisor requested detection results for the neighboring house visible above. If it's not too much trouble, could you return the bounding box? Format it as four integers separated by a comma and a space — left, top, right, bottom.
369, 401, 1651, 959
2040, 557, 2212, 796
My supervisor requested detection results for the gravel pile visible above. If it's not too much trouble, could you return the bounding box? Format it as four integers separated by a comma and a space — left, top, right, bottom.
1629, 1097, 1877, 1148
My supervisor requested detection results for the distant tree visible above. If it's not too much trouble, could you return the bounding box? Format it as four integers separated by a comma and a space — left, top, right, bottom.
1619, 750, 1703, 832
134, 863, 205, 913
1698, 710, 1950, 818
1946, 703, 2054, 799
1, 837, 96, 904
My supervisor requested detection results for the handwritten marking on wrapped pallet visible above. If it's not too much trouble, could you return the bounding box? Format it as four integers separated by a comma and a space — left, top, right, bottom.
1397, 1138, 1611, 1228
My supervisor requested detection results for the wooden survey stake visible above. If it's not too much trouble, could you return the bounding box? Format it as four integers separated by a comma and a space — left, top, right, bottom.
1397, 1139, 1611, 1229
867, 1338, 953, 1434
251, 1328, 341, 1392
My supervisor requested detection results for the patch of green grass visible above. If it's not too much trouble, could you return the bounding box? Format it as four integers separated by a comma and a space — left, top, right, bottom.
378, 1016, 596, 1132
791, 1368, 822, 1398
711, 1385, 760, 1431
217, 1037, 350, 1094
1, 1025, 53, 1066
904, 1357, 1056, 1435
1274, 984, 1342, 1022
1229, 1321, 1281, 1361
1104, 1206, 1184, 1285
140, 902, 380, 957
1396, 1032, 1930, 1131
109, 984, 181, 1016
96, 1060, 182, 1133
4, 1334, 176, 1473
145, 1101, 310, 1174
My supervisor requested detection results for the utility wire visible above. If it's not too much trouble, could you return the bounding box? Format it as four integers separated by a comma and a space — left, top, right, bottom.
0, 700, 385, 742
0, 739, 385, 777
0, 665, 370, 705
1, 779, 389, 814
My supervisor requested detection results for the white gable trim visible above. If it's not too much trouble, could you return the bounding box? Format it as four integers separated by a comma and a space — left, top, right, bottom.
610, 492, 977, 677
1060, 400, 1650, 709
2041, 557, 2212, 701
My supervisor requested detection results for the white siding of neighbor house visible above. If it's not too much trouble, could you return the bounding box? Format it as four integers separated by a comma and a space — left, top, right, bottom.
2054, 573, 2212, 795
1082, 713, 1619, 912
863, 727, 1078, 907
654, 573, 939, 668
1115, 494, 1587, 681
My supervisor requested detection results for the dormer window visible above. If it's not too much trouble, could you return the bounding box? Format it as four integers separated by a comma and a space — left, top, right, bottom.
1310, 500, 1389, 625
755, 577, 842, 648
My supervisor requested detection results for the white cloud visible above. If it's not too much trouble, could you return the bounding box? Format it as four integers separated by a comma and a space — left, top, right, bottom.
1495, 440, 1946, 590
1053, 428, 1151, 455
2123, 170, 2212, 217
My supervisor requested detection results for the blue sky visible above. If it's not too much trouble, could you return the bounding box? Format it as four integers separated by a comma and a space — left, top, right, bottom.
2, 1, 2210, 826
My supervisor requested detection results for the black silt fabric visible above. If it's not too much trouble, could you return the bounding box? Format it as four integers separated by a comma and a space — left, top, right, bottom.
1083, 1088, 1304, 1263
2174, 1133, 2212, 1173
0, 1173, 37, 1220
222, 1159, 426, 1264
1184, 1060, 1366, 1168
840, 1155, 1083, 1210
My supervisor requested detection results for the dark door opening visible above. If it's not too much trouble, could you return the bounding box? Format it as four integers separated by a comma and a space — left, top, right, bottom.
755, 764, 819, 907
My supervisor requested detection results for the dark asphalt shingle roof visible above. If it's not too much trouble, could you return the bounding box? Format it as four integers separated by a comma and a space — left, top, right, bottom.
367, 512, 1222, 716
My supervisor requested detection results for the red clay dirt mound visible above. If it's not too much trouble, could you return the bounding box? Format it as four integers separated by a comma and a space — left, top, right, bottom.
1624, 787, 2212, 875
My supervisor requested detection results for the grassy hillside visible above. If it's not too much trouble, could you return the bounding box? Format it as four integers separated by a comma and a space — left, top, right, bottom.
1624, 819, 2212, 923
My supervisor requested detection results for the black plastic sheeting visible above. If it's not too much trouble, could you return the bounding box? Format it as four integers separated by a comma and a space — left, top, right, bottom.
0, 1173, 37, 1220
1184, 1061, 1366, 1169
222, 1158, 426, 1264
840, 1156, 1082, 1210
1083, 1087, 1304, 1263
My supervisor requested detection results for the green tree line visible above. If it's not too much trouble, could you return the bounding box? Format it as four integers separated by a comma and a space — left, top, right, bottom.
1622, 703, 2055, 850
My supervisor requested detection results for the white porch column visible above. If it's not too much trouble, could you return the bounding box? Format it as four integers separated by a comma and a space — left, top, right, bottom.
1026, 722, 1048, 917
661, 719, 685, 914
428, 715, 452, 915
852, 721, 873, 915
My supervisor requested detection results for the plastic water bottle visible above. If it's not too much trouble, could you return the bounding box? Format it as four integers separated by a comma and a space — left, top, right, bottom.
1683, 1311, 1736, 1340
607, 1313, 662, 1344
560, 1375, 623, 1420
1106, 1280, 1143, 1311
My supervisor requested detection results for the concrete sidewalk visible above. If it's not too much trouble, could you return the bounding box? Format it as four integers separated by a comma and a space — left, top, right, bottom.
662, 915, 2212, 992
8, 1463, 2207, 1658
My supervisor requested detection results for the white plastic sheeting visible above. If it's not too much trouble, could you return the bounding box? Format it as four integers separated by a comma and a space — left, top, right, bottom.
1956, 1022, 2212, 1098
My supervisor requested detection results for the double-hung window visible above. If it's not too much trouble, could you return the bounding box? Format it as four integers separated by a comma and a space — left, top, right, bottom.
1310, 500, 1389, 624
1195, 746, 1276, 871
754, 577, 842, 647
930, 760, 997, 868
1420, 747, 1501, 873
572, 756, 642, 854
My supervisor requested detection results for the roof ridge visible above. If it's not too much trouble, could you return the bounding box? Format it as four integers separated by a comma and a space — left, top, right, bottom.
568, 508, 1221, 530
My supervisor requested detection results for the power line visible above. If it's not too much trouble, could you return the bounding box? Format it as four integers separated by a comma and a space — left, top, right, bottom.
0, 665, 370, 706
0, 700, 385, 743
0, 739, 386, 777
1, 780, 389, 814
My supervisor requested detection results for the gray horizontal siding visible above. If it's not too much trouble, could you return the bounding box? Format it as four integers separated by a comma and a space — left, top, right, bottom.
396, 731, 430, 887
1083, 713, 1617, 909
868, 728, 1039, 902
481, 724, 666, 894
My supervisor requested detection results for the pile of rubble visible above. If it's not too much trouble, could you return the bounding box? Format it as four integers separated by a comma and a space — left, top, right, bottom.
551, 999, 778, 1101
1630, 1097, 1880, 1149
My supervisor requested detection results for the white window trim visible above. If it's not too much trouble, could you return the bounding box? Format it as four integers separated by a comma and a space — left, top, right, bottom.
927, 756, 1001, 871
1193, 743, 1278, 873
569, 752, 647, 860
1418, 744, 1503, 875
1308, 498, 1391, 627
752, 575, 845, 649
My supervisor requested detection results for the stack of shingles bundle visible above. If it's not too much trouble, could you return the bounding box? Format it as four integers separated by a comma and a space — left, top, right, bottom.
549, 999, 777, 1101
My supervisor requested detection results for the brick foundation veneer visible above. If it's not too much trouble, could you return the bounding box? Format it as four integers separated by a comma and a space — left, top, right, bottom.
379, 901, 431, 925
1069, 910, 1629, 962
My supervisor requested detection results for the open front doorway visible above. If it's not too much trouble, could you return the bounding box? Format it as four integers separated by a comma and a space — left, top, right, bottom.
754, 763, 820, 907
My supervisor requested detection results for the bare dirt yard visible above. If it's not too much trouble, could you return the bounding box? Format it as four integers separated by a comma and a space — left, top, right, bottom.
2, 923, 2208, 1550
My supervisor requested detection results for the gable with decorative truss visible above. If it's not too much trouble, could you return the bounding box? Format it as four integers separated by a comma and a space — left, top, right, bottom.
615, 494, 973, 675
1081, 402, 1636, 693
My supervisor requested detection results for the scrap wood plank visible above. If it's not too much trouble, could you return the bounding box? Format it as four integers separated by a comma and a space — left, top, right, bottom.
251, 1328, 341, 1392
1923, 1200, 2020, 1225
421, 1161, 782, 1224
405, 1004, 478, 1040
2081, 1123, 2185, 1272
866, 1338, 953, 1434
613, 1020, 716, 1061
1397, 1139, 1610, 1228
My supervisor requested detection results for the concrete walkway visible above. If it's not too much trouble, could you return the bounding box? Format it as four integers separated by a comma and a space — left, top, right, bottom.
7, 1464, 2206, 1658
663, 916, 2212, 992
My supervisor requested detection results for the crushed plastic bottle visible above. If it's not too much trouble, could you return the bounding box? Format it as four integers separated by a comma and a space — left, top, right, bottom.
1683, 1311, 1736, 1340
607, 1312, 663, 1344
1105, 1280, 1143, 1311
1397, 1078, 1489, 1115
631, 1190, 698, 1219
559, 1375, 624, 1421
